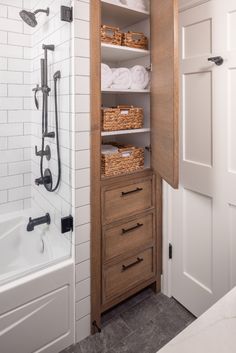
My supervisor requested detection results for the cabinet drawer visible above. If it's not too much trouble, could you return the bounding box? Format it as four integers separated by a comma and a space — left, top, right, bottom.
103, 177, 154, 224
104, 213, 154, 261
103, 248, 154, 301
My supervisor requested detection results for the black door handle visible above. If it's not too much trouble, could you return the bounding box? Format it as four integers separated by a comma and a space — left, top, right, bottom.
208, 56, 224, 66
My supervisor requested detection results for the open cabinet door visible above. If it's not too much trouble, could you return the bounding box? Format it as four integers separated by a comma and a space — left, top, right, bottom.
151, 0, 179, 189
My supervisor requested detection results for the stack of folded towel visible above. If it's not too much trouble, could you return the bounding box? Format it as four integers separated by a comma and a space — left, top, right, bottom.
101, 63, 150, 90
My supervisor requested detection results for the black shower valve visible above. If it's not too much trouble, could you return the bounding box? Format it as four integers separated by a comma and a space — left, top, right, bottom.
35, 145, 51, 160
35, 175, 51, 186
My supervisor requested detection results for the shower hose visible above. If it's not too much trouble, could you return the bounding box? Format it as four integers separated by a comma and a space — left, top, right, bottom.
40, 72, 61, 192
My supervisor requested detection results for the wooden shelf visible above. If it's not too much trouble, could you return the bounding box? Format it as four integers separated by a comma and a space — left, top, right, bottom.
101, 0, 149, 28
102, 88, 150, 94
101, 128, 150, 136
101, 43, 150, 62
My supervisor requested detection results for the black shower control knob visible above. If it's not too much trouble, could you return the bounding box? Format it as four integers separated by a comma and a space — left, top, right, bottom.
208, 56, 224, 66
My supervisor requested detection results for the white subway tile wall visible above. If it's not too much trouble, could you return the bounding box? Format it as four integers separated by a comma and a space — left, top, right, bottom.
30, 0, 73, 233
0, 0, 91, 344
72, 0, 91, 343
0, 0, 31, 213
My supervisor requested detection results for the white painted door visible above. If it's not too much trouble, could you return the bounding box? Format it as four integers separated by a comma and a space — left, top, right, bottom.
169, 0, 236, 317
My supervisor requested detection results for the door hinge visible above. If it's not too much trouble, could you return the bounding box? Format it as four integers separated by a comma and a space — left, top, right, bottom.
61, 215, 73, 233
61, 6, 73, 22
145, 145, 152, 153
169, 243, 173, 259
146, 64, 152, 72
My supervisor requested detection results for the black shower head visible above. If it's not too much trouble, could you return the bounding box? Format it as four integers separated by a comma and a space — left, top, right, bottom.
19, 8, 49, 27
19, 10, 37, 27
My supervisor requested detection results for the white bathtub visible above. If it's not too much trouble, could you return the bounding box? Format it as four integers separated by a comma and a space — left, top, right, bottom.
0, 211, 71, 285
0, 211, 74, 353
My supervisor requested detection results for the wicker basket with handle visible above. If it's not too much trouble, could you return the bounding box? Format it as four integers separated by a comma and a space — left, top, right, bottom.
101, 143, 144, 177
102, 105, 144, 131
122, 31, 148, 50
101, 25, 122, 46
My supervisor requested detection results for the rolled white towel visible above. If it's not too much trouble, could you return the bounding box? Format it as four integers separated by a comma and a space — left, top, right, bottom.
130, 65, 150, 90
101, 63, 113, 89
111, 67, 132, 90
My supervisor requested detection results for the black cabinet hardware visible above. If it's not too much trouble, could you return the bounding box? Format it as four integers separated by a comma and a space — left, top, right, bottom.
122, 223, 143, 234
121, 187, 143, 196
122, 257, 143, 272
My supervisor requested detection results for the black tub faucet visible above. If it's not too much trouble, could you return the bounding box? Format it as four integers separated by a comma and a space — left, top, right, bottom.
27, 213, 51, 232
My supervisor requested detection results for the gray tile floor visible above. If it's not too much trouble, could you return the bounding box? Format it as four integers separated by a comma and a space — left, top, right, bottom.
62, 288, 195, 353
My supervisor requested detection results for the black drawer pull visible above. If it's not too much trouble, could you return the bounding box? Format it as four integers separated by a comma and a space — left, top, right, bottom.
121, 187, 143, 196
122, 257, 143, 272
122, 223, 143, 235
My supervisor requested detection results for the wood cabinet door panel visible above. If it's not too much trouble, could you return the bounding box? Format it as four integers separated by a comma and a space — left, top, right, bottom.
151, 0, 179, 188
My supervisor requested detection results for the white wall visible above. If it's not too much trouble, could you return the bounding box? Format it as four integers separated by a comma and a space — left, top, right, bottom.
0, 0, 31, 214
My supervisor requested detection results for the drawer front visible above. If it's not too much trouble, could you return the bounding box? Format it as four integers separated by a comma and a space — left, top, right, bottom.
103, 248, 154, 301
103, 177, 154, 223
104, 213, 154, 261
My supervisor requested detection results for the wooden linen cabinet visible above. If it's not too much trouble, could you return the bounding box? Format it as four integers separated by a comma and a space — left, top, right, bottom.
91, 0, 179, 332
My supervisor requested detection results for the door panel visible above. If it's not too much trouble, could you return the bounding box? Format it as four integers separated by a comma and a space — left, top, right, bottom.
151, 0, 179, 189
171, 0, 236, 317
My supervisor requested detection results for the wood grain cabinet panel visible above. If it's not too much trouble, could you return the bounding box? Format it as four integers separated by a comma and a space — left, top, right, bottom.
103, 177, 154, 224
104, 212, 155, 262
103, 248, 154, 302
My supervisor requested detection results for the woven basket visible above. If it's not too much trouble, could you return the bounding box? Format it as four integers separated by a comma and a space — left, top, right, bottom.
101, 25, 122, 46
122, 31, 148, 50
102, 105, 144, 131
101, 143, 144, 177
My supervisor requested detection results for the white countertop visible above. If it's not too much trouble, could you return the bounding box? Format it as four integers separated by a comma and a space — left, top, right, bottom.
158, 287, 236, 353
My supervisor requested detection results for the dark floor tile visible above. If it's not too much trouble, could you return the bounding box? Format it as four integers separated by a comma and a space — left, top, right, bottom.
120, 293, 167, 331
111, 317, 175, 353
59, 344, 82, 353
102, 288, 153, 325
74, 344, 83, 353
169, 299, 195, 326
80, 316, 131, 353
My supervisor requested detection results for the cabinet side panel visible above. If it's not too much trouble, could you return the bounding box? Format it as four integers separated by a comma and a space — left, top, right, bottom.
91, 0, 102, 333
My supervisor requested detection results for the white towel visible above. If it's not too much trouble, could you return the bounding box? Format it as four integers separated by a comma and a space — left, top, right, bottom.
130, 65, 150, 90
124, 0, 149, 11
101, 145, 118, 155
101, 63, 113, 89
111, 68, 132, 90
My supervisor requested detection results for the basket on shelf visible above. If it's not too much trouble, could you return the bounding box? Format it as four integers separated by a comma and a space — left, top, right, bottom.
102, 105, 144, 131
101, 143, 144, 177
101, 25, 122, 46
122, 31, 148, 50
